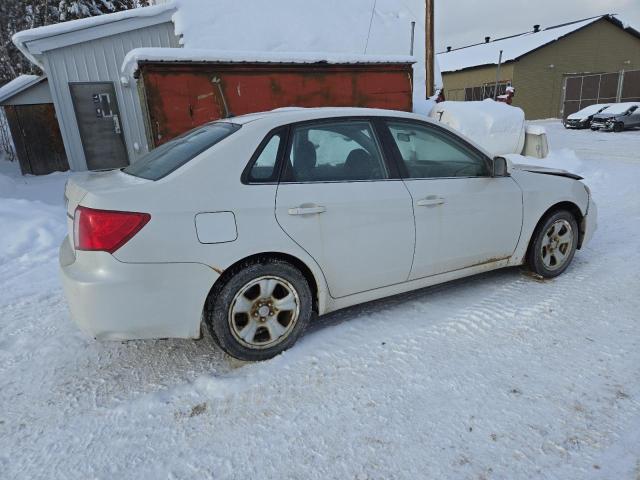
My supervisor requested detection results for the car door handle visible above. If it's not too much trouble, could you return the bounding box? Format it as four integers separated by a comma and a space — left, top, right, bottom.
288, 205, 327, 216
416, 197, 445, 207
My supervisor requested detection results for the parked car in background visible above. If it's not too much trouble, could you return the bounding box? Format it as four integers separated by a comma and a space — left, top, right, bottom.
60, 108, 597, 361
591, 102, 640, 132
564, 104, 610, 129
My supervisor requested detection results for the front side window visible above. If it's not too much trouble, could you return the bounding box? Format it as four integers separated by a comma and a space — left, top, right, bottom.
387, 121, 489, 179
124, 122, 240, 180
283, 120, 388, 182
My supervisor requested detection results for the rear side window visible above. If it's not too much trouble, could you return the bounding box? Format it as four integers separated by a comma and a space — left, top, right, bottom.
245, 131, 285, 183
124, 122, 240, 180
282, 120, 388, 182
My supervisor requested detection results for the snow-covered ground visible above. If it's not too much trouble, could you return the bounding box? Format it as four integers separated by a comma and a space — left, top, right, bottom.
1, 121, 639, 479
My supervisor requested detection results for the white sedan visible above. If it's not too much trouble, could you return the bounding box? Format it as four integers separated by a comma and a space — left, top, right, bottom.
60, 108, 597, 361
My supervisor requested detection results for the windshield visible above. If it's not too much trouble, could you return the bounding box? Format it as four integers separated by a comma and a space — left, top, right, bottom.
602, 103, 638, 115
124, 122, 241, 180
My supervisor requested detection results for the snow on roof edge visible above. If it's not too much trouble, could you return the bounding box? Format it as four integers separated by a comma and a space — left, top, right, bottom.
122, 48, 416, 77
12, 3, 177, 68
0, 75, 46, 104
438, 14, 636, 73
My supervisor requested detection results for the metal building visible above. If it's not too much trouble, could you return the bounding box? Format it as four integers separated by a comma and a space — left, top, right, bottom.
13, 5, 179, 171
438, 15, 640, 119
0, 76, 68, 175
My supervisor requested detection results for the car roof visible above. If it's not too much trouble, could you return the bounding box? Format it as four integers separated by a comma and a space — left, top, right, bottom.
227, 107, 430, 126
223, 106, 495, 160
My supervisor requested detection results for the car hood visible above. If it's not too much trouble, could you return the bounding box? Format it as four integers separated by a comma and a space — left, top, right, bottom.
566, 114, 589, 121
592, 113, 620, 120
511, 163, 584, 181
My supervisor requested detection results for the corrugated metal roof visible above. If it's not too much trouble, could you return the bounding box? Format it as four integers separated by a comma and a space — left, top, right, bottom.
438, 14, 640, 73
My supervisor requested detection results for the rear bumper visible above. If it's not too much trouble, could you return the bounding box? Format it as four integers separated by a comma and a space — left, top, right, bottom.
59, 236, 219, 340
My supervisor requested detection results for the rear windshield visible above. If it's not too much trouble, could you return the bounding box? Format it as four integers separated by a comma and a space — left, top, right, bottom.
124, 122, 241, 180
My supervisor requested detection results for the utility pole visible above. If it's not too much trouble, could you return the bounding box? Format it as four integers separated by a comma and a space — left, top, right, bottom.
494, 50, 503, 100
425, 0, 435, 98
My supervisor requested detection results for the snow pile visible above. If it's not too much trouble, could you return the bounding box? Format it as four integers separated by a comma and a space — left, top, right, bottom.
429, 99, 526, 156
167, 0, 437, 107
0, 75, 42, 103
0, 159, 68, 278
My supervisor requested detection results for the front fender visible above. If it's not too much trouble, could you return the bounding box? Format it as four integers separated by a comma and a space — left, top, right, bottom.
508, 170, 589, 265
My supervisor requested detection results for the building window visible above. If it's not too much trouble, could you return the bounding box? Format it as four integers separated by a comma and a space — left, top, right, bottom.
463, 81, 512, 101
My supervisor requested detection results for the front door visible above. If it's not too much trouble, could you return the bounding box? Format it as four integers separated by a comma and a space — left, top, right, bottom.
70, 82, 128, 170
383, 119, 523, 280
275, 119, 415, 299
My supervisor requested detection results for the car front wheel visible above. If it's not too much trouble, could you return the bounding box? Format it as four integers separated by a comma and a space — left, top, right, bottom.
205, 259, 313, 361
528, 210, 579, 278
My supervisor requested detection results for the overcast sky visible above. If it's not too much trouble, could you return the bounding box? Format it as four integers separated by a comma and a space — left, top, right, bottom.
435, 0, 640, 52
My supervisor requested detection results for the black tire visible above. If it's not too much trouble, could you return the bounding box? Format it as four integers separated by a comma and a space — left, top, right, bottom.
205, 259, 313, 361
613, 122, 625, 133
527, 210, 579, 278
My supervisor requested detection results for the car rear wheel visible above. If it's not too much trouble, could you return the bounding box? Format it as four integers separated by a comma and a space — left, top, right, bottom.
527, 210, 579, 278
205, 259, 313, 361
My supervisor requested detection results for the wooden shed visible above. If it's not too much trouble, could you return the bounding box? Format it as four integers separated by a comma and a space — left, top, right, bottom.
127, 53, 415, 147
0, 76, 68, 175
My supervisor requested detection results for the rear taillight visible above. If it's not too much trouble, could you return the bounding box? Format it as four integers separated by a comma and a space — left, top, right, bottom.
73, 206, 151, 254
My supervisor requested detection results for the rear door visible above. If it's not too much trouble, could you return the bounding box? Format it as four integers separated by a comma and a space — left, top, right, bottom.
382, 119, 523, 280
70, 82, 129, 170
275, 118, 415, 299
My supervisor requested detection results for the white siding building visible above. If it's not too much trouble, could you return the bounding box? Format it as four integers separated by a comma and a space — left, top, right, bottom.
13, 5, 179, 171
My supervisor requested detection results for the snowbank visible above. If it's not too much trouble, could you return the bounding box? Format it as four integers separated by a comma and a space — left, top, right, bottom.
429, 99, 526, 156
122, 48, 415, 78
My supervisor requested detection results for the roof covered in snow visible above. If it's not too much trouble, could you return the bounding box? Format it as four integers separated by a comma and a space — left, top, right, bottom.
122, 48, 416, 77
12, 3, 176, 67
13, 0, 437, 104
438, 14, 640, 73
0, 75, 46, 104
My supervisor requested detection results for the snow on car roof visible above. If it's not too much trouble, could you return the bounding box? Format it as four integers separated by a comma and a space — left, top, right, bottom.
567, 104, 610, 120
437, 14, 638, 73
601, 102, 640, 115
121, 48, 415, 77
225, 107, 424, 126
0, 75, 45, 104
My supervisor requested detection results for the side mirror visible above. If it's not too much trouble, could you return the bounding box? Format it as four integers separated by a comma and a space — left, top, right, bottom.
492, 156, 509, 177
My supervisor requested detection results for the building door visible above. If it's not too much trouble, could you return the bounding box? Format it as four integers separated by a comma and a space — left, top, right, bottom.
70, 82, 128, 170
4, 104, 69, 175
562, 73, 620, 119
